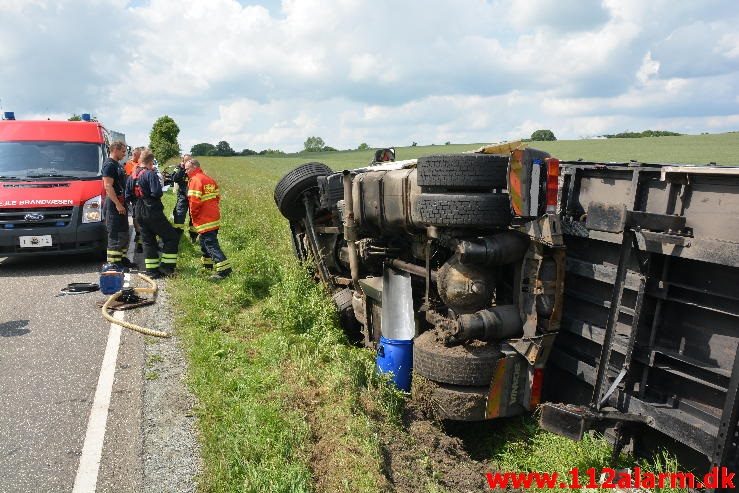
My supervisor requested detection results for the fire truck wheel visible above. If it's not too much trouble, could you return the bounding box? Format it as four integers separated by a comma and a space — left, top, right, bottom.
274, 162, 333, 221
417, 153, 508, 190
414, 192, 512, 228
413, 329, 501, 386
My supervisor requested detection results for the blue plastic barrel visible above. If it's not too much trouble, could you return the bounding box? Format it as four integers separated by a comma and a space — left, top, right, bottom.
376, 336, 413, 391
99, 263, 124, 295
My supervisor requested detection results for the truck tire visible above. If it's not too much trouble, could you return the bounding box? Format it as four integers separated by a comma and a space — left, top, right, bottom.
332, 288, 362, 343
428, 381, 488, 421
413, 330, 501, 386
414, 192, 511, 228
274, 162, 333, 221
417, 153, 508, 190
332, 288, 353, 316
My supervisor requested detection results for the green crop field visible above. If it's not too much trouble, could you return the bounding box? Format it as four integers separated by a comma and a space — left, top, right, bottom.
531, 132, 739, 165
211, 131, 739, 172
162, 134, 728, 492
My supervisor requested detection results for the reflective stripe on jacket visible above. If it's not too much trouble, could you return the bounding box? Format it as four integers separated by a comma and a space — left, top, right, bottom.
186, 167, 221, 233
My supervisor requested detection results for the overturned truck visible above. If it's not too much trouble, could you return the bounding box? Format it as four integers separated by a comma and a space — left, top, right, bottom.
274, 147, 739, 475
274, 146, 565, 421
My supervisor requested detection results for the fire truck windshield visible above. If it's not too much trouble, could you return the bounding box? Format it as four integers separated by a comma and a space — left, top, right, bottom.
0, 141, 103, 179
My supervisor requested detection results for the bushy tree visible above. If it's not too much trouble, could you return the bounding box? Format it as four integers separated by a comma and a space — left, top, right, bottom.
190, 142, 216, 156
259, 149, 286, 156
531, 129, 557, 141
357, 142, 370, 150
240, 148, 258, 156
149, 115, 181, 163
411, 141, 418, 147
68, 114, 82, 121
215, 140, 236, 156
304, 136, 325, 152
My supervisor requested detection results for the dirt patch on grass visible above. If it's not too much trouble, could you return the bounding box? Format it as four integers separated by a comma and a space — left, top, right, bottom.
285, 366, 491, 493
378, 400, 491, 493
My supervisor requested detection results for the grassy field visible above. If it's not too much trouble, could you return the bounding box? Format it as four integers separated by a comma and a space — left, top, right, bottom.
254, 131, 739, 167
161, 134, 731, 492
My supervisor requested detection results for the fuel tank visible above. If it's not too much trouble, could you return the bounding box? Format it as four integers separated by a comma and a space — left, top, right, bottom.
351, 168, 424, 233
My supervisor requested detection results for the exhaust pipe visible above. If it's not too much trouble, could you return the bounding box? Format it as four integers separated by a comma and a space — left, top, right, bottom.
454, 305, 523, 342
456, 232, 530, 266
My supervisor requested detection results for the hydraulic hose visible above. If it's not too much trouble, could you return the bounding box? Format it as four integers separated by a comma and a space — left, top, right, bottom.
101, 273, 170, 338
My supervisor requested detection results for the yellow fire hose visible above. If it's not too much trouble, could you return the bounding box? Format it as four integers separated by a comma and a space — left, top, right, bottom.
101, 273, 171, 338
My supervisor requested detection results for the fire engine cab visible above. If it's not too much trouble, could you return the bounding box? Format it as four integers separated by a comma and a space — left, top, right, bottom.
0, 113, 123, 257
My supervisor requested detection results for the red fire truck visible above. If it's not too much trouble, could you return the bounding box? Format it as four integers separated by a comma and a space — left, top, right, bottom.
0, 114, 125, 257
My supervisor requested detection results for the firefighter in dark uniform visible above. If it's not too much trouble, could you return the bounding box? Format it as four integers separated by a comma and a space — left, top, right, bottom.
126, 149, 181, 278
102, 141, 133, 268
172, 154, 198, 242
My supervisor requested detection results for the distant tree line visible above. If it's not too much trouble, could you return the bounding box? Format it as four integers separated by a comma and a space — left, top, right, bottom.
602, 130, 682, 138
190, 141, 262, 156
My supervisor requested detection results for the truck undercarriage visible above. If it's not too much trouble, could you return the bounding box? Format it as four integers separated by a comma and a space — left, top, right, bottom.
274, 148, 739, 478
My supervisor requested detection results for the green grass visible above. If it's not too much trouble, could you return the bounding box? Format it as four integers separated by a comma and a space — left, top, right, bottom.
530, 132, 739, 165
163, 134, 730, 491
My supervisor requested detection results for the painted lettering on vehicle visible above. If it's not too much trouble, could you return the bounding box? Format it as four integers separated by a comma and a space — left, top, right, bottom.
0, 199, 74, 206
509, 362, 521, 405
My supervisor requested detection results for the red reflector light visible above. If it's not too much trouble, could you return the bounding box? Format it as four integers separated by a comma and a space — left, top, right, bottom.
545, 157, 560, 213
530, 368, 544, 408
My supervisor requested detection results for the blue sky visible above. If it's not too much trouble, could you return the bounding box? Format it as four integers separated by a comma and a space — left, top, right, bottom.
1, 0, 738, 152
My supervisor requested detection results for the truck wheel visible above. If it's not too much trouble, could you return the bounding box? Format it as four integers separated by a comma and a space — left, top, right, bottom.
416, 153, 508, 190
274, 162, 333, 221
414, 192, 511, 228
331, 288, 362, 343
413, 329, 501, 386
332, 288, 354, 319
427, 381, 489, 421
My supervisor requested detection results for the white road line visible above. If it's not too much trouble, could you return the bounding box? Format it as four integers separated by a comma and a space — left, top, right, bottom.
72, 310, 123, 493
73, 226, 135, 492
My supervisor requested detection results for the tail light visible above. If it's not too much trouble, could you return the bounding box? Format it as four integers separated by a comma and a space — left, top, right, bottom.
530, 368, 544, 408
545, 157, 559, 213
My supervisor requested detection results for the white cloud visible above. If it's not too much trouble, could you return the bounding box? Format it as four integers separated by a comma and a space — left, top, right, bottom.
0, 0, 737, 153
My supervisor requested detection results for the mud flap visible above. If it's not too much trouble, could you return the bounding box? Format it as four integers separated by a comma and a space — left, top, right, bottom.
485, 350, 529, 419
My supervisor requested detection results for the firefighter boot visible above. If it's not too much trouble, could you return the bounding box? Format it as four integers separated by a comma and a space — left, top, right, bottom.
210, 267, 232, 281
201, 256, 214, 272
120, 257, 136, 269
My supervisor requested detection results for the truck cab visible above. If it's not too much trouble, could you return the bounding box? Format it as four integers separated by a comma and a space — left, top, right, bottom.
0, 118, 119, 257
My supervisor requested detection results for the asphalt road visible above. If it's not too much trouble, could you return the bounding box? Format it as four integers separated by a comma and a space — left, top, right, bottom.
0, 254, 145, 492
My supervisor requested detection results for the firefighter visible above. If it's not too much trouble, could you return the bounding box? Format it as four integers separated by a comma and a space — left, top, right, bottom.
102, 141, 133, 268
124, 146, 142, 176
125, 147, 145, 252
171, 154, 198, 242
184, 158, 232, 280
127, 149, 181, 278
